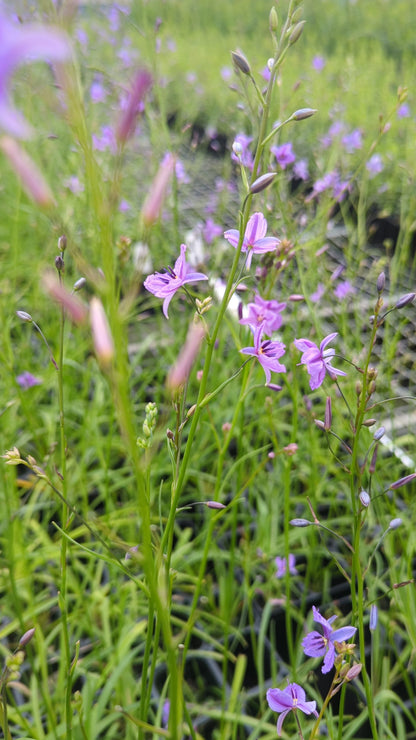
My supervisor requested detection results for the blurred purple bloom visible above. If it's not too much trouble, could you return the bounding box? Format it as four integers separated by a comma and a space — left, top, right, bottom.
0, 13, 71, 138
119, 199, 131, 212
221, 66, 232, 81
161, 699, 170, 728
366, 153, 383, 178
231, 133, 254, 169
162, 152, 189, 184
16, 371, 42, 389
239, 293, 286, 335
267, 683, 318, 736
275, 554, 297, 578
293, 158, 309, 181
90, 80, 107, 103
224, 212, 280, 269
397, 103, 410, 119
302, 605, 357, 674
202, 218, 223, 244
334, 280, 355, 300
240, 326, 286, 384
321, 121, 346, 148
342, 128, 363, 153
261, 64, 271, 81
271, 142, 296, 169
63, 175, 84, 195
92, 125, 117, 153
312, 55, 326, 71
294, 332, 346, 390
143, 244, 207, 318
310, 283, 325, 303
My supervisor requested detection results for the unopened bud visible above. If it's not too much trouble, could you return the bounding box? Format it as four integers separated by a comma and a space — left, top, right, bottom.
293, 108, 317, 121
290, 518, 312, 527
362, 418, 377, 427
344, 663, 362, 681
373, 426, 385, 441
19, 628, 35, 648
250, 172, 277, 194
288, 20, 306, 46
324, 396, 332, 431
58, 235, 67, 252
376, 272, 385, 293
369, 444, 378, 474
359, 490, 370, 507
314, 419, 325, 429
55, 255, 64, 272
288, 293, 304, 301
369, 604, 378, 632
232, 140, 243, 157
206, 501, 226, 510
269, 7, 278, 32
73, 277, 86, 292
389, 517, 402, 530
389, 473, 416, 490
231, 49, 251, 76
395, 292, 415, 309
16, 310, 33, 322
266, 383, 283, 392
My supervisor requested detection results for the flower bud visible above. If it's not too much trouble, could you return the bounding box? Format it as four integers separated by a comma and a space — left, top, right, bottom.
369, 605, 378, 632
373, 426, 385, 441
389, 517, 402, 530
250, 172, 277, 194
16, 310, 33, 322
324, 396, 332, 431
231, 49, 251, 75
376, 272, 385, 293
362, 418, 377, 427
290, 518, 312, 527
206, 501, 226, 510
293, 108, 317, 121
269, 7, 278, 32
116, 69, 152, 144
288, 20, 306, 46
19, 628, 35, 648
73, 277, 86, 292
395, 292, 415, 309
58, 234, 67, 252
359, 490, 370, 507
55, 255, 64, 272
389, 473, 416, 490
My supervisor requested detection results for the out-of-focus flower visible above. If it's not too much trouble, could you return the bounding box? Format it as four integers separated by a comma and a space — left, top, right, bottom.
397, 103, 410, 119
239, 293, 286, 335
43, 271, 88, 324
202, 218, 223, 244
90, 297, 114, 365
116, 68, 152, 143
293, 158, 309, 181
302, 605, 356, 673
312, 55, 326, 71
294, 332, 346, 390
267, 683, 318, 737
1, 136, 54, 206
90, 79, 107, 103
92, 125, 117, 154
334, 280, 355, 300
0, 13, 71, 138
275, 554, 297, 578
342, 128, 363, 153
369, 605, 378, 632
224, 212, 280, 269
231, 133, 254, 169
63, 175, 84, 195
167, 322, 206, 391
143, 244, 207, 318
16, 371, 42, 389
271, 142, 296, 169
366, 154, 384, 178
141, 152, 175, 226
310, 283, 325, 303
240, 326, 286, 384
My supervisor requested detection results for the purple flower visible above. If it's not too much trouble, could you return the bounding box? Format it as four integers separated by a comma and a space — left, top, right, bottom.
293, 158, 309, 181
16, 371, 42, 389
267, 683, 318, 736
397, 103, 410, 119
342, 128, 363, 153
224, 212, 280, 269
143, 244, 207, 318
334, 280, 355, 300
294, 332, 346, 390
231, 133, 254, 169
240, 326, 286, 384
302, 605, 357, 674
239, 293, 286, 335
366, 154, 383, 178
90, 79, 107, 103
310, 283, 325, 303
312, 55, 326, 72
92, 125, 117, 154
275, 554, 297, 578
0, 13, 71, 138
202, 218, 223, 244
271, 142, 296, 169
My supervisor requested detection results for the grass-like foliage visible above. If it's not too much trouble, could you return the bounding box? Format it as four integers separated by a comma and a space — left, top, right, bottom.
1, 1, 416, 739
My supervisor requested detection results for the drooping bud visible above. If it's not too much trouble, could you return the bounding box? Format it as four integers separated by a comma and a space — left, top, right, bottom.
16, 310, 33, 323
389, 517, 403, 530
292, 108, 317, 121
394, 292, 415, 310
290, 518, 312, 527
231, 49, 251, 76
206, 501, 226, 510
250, 172, 277, 194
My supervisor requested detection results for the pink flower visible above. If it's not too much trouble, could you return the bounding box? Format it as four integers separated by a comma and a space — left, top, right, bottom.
240, 326, 286, 384
267, 683, 318, 736
143, 244, 207, 318
239, 293, 286, 335
224, 212, 280, 269
294, 332, 346, 390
